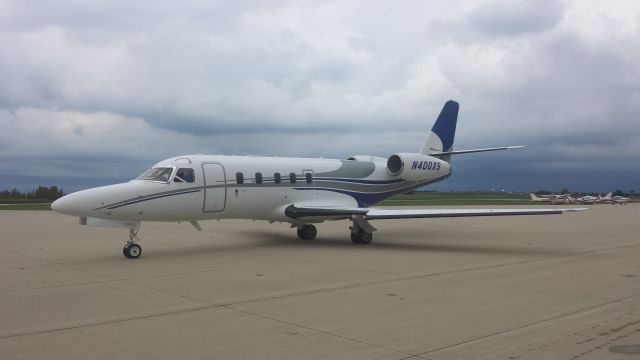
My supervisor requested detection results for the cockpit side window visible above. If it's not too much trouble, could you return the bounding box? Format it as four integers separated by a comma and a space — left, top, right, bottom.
175, 168, 195, 183
141, 167, 174, 183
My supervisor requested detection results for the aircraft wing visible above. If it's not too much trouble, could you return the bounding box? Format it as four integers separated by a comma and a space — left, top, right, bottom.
364, 207, 587, 219
285, 205, 588, 221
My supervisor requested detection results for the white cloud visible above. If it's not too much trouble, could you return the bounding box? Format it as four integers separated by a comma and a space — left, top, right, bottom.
0, 0, 639, 190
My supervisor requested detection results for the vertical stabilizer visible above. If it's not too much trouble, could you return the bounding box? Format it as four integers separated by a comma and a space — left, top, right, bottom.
530, 193, 541, 201
419, 100, 459, 156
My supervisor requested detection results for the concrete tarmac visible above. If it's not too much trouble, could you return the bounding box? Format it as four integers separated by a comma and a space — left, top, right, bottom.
1, 205, 639, 359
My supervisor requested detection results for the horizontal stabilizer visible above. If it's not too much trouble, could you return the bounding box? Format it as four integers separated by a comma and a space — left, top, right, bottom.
430, 145, 526, 156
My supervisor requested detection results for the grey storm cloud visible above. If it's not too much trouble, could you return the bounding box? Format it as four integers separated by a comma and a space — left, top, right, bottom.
0, 0, 639, 192
467, 0, 564, 36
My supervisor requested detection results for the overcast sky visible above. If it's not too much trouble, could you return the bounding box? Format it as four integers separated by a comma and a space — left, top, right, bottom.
1, 0, 639, 193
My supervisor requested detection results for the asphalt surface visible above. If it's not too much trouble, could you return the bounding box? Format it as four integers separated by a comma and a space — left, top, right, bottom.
1, 205, 639, 359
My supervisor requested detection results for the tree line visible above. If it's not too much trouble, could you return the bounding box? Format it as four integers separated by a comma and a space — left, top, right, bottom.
0, 186, 65, 203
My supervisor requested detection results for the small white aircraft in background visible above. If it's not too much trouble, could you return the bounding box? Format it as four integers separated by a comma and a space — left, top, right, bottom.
575, 195, 599, 204
610, 195, 630, 205
529, 193, 574, 205
576, 192, 612, 205
52, 100, 587, 258
597, 192, 613, 204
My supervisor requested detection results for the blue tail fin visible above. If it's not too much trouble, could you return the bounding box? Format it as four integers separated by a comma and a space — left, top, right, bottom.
419, 100, 459, 155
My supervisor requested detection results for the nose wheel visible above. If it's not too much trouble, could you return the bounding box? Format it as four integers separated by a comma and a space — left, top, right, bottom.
123, 243, 142, 259
123, 226, 142, 259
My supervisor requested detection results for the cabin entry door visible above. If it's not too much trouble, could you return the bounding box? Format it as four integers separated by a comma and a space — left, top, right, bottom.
202, 163, 226, 212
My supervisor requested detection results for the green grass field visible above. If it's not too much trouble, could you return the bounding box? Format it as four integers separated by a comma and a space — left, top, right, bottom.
0, 203, 52, 211
377, 192, 538, 206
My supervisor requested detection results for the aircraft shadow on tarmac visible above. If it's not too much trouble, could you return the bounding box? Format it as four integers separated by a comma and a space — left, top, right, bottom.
240, 230, 571, 257
76, 230, 572, 262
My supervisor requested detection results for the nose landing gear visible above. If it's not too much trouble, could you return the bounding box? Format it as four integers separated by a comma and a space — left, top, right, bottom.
123, 226, 142, 259
123, 243, 142, 258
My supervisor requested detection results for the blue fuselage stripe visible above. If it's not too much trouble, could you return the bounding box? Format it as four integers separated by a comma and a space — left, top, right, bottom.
314, 177, 404, 185
104, 173, 448, 210
107, 189, 203, 209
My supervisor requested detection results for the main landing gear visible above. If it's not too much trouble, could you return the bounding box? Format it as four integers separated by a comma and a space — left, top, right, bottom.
296, 224, 317, 240
123, 226, 142, 259
293, 217, 376, 245
351, 228, 373, 244
350, 218, 374, 244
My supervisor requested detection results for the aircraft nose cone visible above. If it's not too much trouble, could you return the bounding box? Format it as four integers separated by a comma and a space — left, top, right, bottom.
51, 192, 92, 216
51, 195, 72, 215
50, 198, 60, 212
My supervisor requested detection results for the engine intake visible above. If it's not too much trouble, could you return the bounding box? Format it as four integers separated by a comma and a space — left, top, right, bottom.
386, 153, 450, 181
387, 154, 404, 175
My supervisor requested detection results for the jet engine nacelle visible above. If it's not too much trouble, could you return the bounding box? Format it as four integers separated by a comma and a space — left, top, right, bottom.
347, 155, 388, 162
386, 153, 450, 181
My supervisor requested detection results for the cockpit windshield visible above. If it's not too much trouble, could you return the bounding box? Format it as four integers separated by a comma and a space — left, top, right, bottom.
140, 167, 174, 182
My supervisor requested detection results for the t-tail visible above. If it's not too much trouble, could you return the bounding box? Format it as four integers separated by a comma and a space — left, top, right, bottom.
420, 100, 526, 160
419, 100, 459, 161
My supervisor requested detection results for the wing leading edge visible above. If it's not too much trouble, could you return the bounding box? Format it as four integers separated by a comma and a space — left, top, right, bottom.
285, 205, 588, 221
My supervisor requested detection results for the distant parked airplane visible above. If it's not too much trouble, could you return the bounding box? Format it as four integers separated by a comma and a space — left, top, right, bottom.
610, 195, 630, 205
530, 193, 573, 205
52, 100, 587, 258
576, 192, 612, 205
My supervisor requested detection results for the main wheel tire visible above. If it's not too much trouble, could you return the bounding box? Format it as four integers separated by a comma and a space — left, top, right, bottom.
360, 231, 372, 244
351, 230, 372, 244
298, 225, 317, 240
124, 243, 142, 259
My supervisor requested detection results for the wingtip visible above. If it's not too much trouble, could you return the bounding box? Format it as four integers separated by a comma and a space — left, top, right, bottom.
563, 207, 590, 212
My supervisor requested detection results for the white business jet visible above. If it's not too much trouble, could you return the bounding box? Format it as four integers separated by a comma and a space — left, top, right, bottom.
52, 101, 586, 258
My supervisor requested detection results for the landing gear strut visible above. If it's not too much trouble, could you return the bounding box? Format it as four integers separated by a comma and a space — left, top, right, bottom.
123, 226, 142, 259
296, 224, 317, 240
